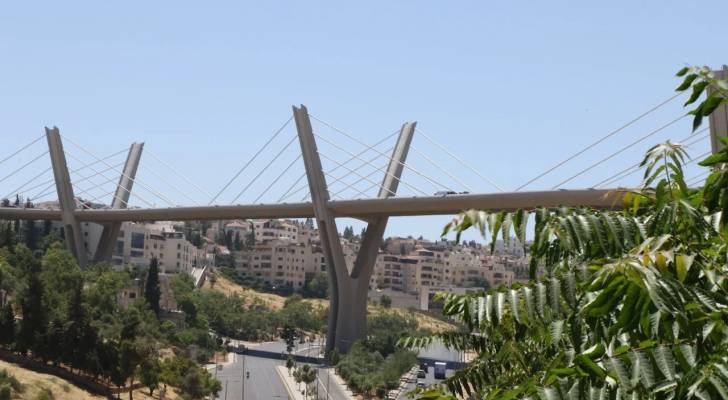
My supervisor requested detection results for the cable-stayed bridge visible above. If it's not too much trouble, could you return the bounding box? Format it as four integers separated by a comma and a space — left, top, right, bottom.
0, 71, 725, 352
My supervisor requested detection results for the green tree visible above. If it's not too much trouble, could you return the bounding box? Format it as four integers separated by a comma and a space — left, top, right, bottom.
286, 355, 295, 376
0, 303, 14, 346
233, 231, 242, 251
246, 225, 256, 247
301, 272, 328, 298
379, 294, 392, 308
144, 257, 161, 317
138, 358, 162, 396
17, 258, 45, 354
399, 67, 728, 399
22, 220, 35, 250
64, 281, 97, 372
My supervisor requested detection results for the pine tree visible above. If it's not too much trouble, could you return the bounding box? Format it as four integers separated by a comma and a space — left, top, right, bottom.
246, 225, 256, 247
18, 263, 46, 354
144, 257, 161, 317
233, 232, 242, 251
42, 220, 52, 236
224, 230, 234, 250
0, 302, 14, 346
65, 281, 96, 370
24, 220, 36, 250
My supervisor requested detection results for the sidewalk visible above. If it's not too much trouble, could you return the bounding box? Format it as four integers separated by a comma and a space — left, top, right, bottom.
319, 367, 356, 399
275, 365, 306, 400
276, 365, 356, 400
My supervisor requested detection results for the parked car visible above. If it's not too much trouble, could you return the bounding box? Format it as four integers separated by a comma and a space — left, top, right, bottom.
416, 379, 426, 388
417, 369, 426, 379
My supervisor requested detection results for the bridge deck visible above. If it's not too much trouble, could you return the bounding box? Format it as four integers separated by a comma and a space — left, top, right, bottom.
0, 189, 623, 222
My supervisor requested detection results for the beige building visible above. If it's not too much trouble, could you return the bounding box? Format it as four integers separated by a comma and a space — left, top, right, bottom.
237, 238, 325, 289
112, 222, 204, 274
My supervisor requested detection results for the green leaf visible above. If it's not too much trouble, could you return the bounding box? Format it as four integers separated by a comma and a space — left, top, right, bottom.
676, 67, 690, 77
676, 74, 698, 91
653, 346, 676, 381
675, 254, 694, 282
684, 81, 709, 106
698, 151, 728, 167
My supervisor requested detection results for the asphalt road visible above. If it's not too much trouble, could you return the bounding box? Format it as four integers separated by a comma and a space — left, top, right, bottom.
214, 339, 459, 400
213, 352, 290, 400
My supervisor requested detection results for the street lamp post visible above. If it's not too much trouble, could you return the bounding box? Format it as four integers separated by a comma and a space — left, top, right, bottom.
241, 354, 246, 400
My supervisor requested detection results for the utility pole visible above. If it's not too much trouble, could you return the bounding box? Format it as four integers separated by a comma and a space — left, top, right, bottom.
709, 66, 728, 154
241, 355, 245, 400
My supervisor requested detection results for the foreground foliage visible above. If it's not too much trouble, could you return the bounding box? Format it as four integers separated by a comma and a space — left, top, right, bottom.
0, 244, 221, 400
400, 67, 728, 399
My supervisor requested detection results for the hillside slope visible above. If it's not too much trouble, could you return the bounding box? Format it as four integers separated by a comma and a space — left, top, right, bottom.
203, 272, 455, 333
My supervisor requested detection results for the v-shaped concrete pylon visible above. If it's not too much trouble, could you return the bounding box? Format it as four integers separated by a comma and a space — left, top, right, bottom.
293, 104, 415, 353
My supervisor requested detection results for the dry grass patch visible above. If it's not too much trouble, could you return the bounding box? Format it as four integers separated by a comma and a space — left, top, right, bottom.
206, 272, 454, 332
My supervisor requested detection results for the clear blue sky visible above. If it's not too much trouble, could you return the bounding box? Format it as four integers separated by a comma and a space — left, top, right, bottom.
1, 1, 726, 241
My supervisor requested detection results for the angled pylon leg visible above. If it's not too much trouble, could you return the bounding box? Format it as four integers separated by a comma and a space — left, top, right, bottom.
46, 127, 88, 266
94, 142, 144, 263
293, 105, 351, 353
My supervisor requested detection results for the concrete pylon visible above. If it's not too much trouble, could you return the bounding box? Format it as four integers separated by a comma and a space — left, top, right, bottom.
337, 121, 415, 352
293, 104, 415, 353
94, 142, 144, 263
709, 66, 728, 154
46, 127, 88, 267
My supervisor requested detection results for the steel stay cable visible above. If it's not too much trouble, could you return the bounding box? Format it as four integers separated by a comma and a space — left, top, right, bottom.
320, 146, 396, 199
136, 164, 201, 206
553, 115, 688, 189
593, 128, 709, 188
328, 163, 391, 200
313, 132, 430, 196
0, 151, 49, 185
229, 134, 298, 204
28, 149, 127, 201
323, 170, 371, 199
253, 154, 303, 204
60, 134, 175, 207
317, 152, 397, 197
145, 148, 213, 199
63, 150, 157, 208
277, 129, 399, 203
309, 114, 451, 193
3, 166, 52, 200
409, 144, 473, 192
592, 128, 707, 188
415, 127, 504, 192
210, 116, 293, 205
517, 92, 683, 191
0, 135, 45, 167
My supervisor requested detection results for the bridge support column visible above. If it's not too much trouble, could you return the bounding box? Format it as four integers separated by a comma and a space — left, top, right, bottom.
293, 104, 415, 353
293, 105, 349, 353
709, 66, 728, 154
46, 127, 88, 267
94, 142, 144, 263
